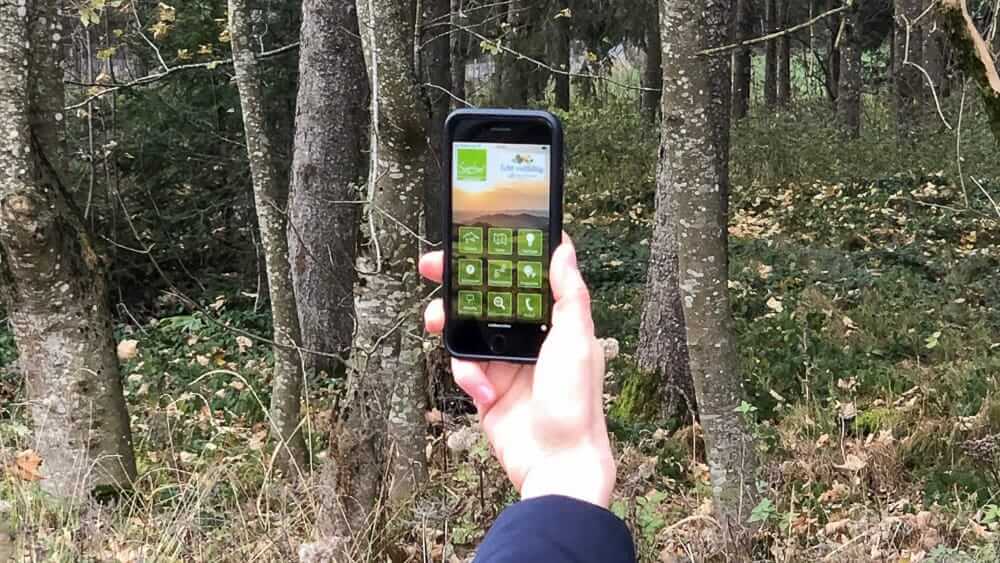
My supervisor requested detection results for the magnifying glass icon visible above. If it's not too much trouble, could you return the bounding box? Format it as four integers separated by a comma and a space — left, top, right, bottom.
493, 296, 506, 310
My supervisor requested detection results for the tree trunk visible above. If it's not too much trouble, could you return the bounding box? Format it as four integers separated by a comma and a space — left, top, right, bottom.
496, 0, 536, 106
637, 147, 694, 423
732, 0, 753, 119
895, 0, 925, 140
838, 3, 862, 138
641, 2, 663, 124
320, 0, 430, 546
828, 23, 841, 102
553, 3, 572, 111
0, 0, 136, 498
764, 0, 778, 108
940, 0, 1000, 145
660, 0, 760, 542
230, 0, 307, 474
422, 0, 451, 243
450, 0, 467, 106
777, 0, 792, 106
922, 2, 946, 98
287, 0, 367, 381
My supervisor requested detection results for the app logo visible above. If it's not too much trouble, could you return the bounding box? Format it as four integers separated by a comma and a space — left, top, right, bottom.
457, 148, 488, 182
458, 291, 482, 317
518, 293, 543, 321
488, 228, 514, 255
488, 292, 513, 319
458, 226, 483, 255
517, 229, 543, 257
513, 154, 535, 165
518, 261, 543, 289
488, 260, 513, 287
458, 259, 483, 285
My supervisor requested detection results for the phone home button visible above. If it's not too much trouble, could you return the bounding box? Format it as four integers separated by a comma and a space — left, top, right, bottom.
489, 334, 507, 355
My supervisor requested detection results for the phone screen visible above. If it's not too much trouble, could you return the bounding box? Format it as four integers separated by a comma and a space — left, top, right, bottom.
450, 141, 552, 328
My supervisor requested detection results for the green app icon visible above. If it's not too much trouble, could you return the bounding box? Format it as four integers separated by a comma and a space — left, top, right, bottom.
487, 260, 513, 287
488, 292, 513, 319
518, 261, 543, 288
488, 228, 514, 255
457, 148, 488, 182
518, 229, 544, 257
458, 291, 482, 317
518, 293, 543, 321
458, 259, 483, 285
458, 226, 483, 255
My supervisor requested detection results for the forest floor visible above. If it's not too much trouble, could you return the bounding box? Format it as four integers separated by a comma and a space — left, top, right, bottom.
2, 105, 1000, 562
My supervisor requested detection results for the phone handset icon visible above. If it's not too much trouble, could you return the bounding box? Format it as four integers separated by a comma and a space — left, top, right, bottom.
524, 299, 535, 312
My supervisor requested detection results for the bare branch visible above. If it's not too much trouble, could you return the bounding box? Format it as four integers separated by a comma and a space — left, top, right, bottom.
63, 43, 300, 111
699, 3, 850, 56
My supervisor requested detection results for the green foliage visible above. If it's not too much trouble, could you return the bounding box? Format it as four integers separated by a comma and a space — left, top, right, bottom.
748, 498, 778, 524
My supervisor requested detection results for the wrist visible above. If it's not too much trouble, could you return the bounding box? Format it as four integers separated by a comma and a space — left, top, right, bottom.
519, 444, 616, 508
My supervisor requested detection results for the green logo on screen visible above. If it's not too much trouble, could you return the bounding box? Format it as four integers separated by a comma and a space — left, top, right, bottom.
457, 148, 488, 181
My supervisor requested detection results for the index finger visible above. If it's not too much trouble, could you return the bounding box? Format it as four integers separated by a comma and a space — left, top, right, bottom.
419, 251, 443, 284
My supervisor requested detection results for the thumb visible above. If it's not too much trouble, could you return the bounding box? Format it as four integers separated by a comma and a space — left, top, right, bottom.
548, 238, 594, 337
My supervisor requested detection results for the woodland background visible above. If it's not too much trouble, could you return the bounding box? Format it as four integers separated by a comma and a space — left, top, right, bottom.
1, 0, 999, 561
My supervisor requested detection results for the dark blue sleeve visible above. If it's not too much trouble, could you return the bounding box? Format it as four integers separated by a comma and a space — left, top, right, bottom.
474, 496, 636, 563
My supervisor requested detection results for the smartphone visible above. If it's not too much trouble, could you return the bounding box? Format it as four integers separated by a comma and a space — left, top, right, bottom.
442, 109, 564, 363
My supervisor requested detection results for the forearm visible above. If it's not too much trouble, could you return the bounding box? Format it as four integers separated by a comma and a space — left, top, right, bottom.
474, 496, 635, 563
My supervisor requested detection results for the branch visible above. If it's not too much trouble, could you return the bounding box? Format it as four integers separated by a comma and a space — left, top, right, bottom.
698, 3, 850, 56
63, 42, 300, 111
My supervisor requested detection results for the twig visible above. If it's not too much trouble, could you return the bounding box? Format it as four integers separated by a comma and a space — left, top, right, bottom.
421, 82, 474, 107
957, 80, 969, 206
699, 3, 850, 56
970, 176, 1000, 219
455, 23, 659, 93
899, 10, 953, 130
63, 42, 300, 110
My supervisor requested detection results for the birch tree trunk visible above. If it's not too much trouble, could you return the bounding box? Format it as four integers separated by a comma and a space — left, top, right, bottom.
229, 0, 306, 474
660, 0, 760, 542
732, 0, 753, 119
838, 2, 863, 138
0, 0, 136, 498
288, 0, 368, 381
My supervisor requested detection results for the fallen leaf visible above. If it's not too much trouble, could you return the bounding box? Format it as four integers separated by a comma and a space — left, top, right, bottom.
248, 429, 268, 451
824, 518, 851, 536
766, 296, 784, 313
818, 482, 849, 504
117, 339, 139, 361
8, 449, 43, 481
816, 433, 831, 448
834, 453, 867, 472
235, 335, 253, 353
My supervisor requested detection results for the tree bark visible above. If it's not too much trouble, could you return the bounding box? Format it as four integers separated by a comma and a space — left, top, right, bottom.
641, 1, 663, 124
321, 0, 430, 545
288, 0, 367, 381
230, 0, 307, 474
553, 3, 572, 111
496, 0, 537, 106
660, 0, 760, 542
940, 0, 1000, 145
0, 0, 136, 498
777, 0, 792, 106
764, 0, 778, 108
838, 2, 862, 138
732, 0, 753, 119
450, 0, 467, 105
422, 0, 451, 243
895, 0, 925, 140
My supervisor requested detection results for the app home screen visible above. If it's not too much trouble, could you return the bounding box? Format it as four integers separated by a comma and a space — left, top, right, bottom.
451, 142, 550, 323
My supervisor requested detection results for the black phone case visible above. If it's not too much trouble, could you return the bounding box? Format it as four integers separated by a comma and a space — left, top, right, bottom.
442, 109, 565, 363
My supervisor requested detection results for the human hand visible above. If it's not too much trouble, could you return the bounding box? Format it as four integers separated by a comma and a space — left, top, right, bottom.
419, 235, 616, 508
